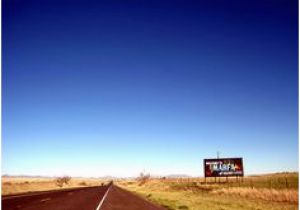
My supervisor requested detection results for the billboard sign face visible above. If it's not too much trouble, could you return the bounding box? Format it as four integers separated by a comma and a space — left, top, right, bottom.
204, 158, 244, 177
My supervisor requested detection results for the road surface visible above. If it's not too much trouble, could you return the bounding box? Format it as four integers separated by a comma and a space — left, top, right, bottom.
100, 185, 166, 210
2, 184, 166, 210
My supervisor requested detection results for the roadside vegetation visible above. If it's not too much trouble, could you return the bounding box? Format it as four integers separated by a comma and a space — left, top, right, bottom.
118, 172, 298, 210
55, 176, 72, 187
136, 172, 151, 186
2, 176, 109, 195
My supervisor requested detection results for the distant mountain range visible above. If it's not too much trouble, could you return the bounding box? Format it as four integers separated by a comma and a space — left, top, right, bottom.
2, 174, 193, 179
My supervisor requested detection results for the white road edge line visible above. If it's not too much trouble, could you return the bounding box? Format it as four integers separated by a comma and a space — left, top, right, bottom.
95, 185, 111, 210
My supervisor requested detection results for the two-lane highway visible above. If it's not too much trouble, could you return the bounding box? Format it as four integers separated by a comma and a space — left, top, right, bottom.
2, 184, 166, 210
2, 186, 109, 210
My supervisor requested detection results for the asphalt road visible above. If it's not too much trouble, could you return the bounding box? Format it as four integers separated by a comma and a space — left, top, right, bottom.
100, 185, 166, 210
2, 186, 109, 210
2, 184, 166, 210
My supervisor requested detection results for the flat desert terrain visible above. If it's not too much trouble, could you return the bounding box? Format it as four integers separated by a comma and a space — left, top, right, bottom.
117, 172, 298, 210
2, 173, 298, 210
2, 176, 109, 196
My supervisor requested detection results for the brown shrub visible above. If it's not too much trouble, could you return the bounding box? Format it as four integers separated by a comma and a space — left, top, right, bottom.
55, 176, 71, 187
137, 172, 151, 186
79, 181, 87, 186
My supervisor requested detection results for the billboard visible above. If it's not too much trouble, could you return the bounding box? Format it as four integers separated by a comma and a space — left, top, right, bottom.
204, 158, 244, 177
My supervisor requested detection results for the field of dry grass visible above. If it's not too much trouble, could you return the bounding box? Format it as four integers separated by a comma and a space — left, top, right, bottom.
2, 173, 298, 210
2, 176, 109, 195
117, 172, 299, 210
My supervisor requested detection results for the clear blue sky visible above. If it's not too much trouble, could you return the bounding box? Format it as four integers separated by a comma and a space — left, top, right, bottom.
3, 0, 298, 177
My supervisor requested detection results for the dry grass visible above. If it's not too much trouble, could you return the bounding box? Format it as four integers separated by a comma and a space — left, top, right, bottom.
211, 187, 298, 204
156, 172, 299, 190
2, 177, 109, 195
117, 173, 299, 210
